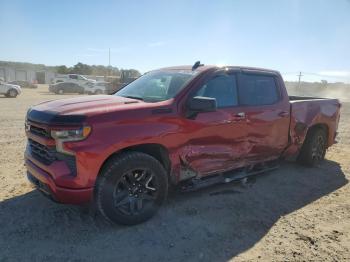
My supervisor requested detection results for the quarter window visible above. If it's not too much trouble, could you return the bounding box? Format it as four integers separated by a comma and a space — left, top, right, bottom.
239, 74, 279, 105
195, 74, 238, 108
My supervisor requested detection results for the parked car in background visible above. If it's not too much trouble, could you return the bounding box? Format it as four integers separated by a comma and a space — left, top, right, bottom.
25, 63, 340, 225
9, 80, 37, 89
52, 74, 96, 85
85, 81, 109, 95
49, 82, 84, 94
0, 78, 22, 98
49, 81, 108, 95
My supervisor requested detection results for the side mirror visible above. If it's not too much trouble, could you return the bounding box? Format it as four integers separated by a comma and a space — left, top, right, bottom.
188, 96, 217, 113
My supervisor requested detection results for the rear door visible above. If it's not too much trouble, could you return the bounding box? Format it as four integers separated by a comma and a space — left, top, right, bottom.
182, 71, 251, 176
237, 71, 290, 161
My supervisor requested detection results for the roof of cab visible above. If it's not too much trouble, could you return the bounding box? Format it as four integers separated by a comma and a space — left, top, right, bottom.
158, 65, 280, 75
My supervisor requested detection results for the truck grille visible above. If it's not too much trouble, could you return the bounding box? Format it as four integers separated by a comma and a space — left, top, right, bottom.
30, 125, 51, 138
27, 139, 77, 175
28, 139, 56, 164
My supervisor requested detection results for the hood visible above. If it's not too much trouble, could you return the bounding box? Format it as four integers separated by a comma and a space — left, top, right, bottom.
33, 95, 142, 115
27, 95, 143, 125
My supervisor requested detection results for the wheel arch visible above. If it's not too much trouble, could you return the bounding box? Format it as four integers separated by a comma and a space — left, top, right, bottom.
98, 143, 172, 177
7, 88, 18, 93
7, 88, 18, 97
305, 123, 329, 146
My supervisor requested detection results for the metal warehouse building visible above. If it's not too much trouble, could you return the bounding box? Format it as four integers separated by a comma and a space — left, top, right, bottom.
0, 62, 55, 84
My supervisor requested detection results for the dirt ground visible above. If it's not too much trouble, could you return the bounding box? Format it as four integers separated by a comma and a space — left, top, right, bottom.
0, 85, 349, 261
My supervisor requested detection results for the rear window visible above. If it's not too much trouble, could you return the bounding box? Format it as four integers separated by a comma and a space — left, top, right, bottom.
239, 74, 279, 105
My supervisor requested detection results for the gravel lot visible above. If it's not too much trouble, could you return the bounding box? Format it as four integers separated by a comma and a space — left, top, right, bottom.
0, 85, 349, 261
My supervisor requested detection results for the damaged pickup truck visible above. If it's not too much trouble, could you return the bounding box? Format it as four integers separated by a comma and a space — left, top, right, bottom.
25, 63, 341, 225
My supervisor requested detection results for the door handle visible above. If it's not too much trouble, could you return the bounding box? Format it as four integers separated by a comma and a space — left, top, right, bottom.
232, 112, 246, 122
234, 112, 246, 118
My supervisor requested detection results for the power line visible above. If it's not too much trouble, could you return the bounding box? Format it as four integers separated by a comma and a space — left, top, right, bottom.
282, 71, 349, 79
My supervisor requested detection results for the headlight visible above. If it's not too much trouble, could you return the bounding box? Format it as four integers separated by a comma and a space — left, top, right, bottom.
51, 126, 91, 142
24, 120, 30, 132
51, 126, 91, 155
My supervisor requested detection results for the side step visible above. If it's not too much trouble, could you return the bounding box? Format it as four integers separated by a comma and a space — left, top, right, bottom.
180, 161, 279, 192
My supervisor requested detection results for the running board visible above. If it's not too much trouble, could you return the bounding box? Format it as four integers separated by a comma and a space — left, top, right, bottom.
180, 162, 279, 192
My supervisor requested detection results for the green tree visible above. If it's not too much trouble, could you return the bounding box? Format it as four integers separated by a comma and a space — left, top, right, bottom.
71, 62, 93, 75
56, 65, 69, 74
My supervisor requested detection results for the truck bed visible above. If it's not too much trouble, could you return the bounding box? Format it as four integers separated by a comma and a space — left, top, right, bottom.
286, 96, 341, 156
289, 95, 333, 101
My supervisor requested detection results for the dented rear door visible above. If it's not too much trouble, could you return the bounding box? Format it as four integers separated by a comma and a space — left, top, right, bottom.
237, 71, 290, 161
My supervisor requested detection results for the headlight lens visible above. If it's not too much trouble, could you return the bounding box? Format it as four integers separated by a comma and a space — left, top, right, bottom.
51, 126, 91, 141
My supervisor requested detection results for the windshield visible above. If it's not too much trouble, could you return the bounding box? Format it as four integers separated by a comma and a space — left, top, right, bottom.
115, 70, 197, 102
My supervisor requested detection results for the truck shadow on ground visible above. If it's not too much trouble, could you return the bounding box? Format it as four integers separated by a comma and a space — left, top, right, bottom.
0, 160, 347, 261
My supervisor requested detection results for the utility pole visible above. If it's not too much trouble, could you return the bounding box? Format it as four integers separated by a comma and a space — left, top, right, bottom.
108, 48, 111, 67
297, 72, 303, 89
108, 48, 111, 76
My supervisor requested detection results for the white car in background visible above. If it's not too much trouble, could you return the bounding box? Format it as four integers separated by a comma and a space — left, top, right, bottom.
0, 78, 22, 98
85, 81, 109, 95
52, 74, 96, 86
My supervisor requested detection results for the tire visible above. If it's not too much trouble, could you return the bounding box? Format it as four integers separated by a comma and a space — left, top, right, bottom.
95, 152, 168, 225
8, 89, 18, 98
298, 128, 327, 167
95, 89, 102, 95
58, 89, 64, 94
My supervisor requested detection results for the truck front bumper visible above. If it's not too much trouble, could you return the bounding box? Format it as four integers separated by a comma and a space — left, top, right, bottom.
25, 154, 93, 204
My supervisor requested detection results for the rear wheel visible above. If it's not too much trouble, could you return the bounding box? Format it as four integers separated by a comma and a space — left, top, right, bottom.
58, 89, 64, 94
95, 89, 102, 95
95, 152, 168, 225
298, 128, 327, 167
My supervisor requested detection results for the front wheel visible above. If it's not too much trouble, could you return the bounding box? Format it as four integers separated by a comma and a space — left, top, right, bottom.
95, 152, 168, 225
298, 128, 327, 167
8, 89, 18, 98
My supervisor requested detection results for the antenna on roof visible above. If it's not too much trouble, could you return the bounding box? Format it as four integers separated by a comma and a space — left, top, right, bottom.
192, 61, 204, 71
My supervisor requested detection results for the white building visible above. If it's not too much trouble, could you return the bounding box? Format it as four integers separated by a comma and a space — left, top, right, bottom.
0, 63, 56, 84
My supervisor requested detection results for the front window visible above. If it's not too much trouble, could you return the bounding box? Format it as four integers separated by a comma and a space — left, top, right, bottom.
194, 74, 238, 108
115, 70, 198, 102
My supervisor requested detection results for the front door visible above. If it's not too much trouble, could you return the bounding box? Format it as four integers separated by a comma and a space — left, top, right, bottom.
181, 72, 250, 176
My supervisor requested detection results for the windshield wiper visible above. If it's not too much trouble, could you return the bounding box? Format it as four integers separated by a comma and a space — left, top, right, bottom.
122, 95, 144, 101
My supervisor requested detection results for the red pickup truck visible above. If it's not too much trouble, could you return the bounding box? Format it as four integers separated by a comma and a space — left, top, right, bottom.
25, 63, 341, 225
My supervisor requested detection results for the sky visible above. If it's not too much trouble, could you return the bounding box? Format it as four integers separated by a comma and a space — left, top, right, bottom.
1, 0, 350, 82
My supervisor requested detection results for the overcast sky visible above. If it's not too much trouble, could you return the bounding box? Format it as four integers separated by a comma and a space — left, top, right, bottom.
1, 0, 350, 82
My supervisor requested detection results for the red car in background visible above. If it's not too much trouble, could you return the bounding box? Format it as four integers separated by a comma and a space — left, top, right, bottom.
24, 62, 341, 225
